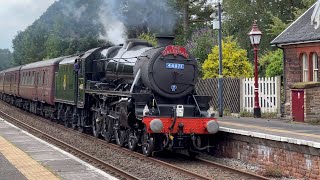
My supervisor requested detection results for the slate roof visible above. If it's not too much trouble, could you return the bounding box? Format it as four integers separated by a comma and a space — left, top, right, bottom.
271, 3, 320, 45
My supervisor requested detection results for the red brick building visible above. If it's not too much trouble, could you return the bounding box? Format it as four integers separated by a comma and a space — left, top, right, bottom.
271, 1, 320, 122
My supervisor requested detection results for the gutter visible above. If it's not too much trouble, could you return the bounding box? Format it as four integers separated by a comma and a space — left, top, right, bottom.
272, 39, 320, 48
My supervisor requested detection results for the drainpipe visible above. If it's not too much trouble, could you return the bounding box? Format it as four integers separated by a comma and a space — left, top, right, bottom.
277, 45, 286, 117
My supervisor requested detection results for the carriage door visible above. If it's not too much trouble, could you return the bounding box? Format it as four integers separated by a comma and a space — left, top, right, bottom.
41, 70, 47, 102
77, 59, 85, 107
36, 71, 40, 101
32, 71, 36, 100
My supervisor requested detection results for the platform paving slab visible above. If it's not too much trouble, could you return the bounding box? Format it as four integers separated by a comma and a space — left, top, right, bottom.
218, 117, 320, 148
0, 118, 118, 180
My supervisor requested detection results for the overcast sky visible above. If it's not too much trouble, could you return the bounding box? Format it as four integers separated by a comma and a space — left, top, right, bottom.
0, 0, 56, 51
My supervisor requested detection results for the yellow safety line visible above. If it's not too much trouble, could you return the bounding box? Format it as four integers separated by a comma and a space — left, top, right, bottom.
220, 121, 320, 139
0, 136, 59, 180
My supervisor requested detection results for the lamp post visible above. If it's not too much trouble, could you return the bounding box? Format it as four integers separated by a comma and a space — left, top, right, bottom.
211, 0, 223, 117
248, 20, 262, 118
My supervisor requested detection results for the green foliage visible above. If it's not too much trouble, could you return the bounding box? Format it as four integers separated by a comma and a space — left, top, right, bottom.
186, 28, 215, 65
264, 166, 283, 178
259, 49, 283, 77
240, 111, 253, 117
12, 0, 105, 64
172, 0, 214, 45
222, 0, 311, 60
202, 37, 253, 79
10, 0, 318, 67
267, 15, 290, 37
293, 0, 318, 18
0, 49, 14, 71
138, 32, 157, 47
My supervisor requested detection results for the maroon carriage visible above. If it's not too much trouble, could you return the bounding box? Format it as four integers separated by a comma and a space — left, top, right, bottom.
0, 66, 22, 103
19, 57, 65, 107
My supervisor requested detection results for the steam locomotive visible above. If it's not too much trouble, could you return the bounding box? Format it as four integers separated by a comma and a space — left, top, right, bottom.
0, 36, 219, 156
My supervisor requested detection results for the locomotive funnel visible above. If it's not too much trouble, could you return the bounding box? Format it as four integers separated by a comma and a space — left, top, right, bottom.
156, 35, 174, 47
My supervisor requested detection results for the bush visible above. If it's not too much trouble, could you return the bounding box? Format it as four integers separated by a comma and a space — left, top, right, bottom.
138, 32, 157, 47
202, 37, 253, 79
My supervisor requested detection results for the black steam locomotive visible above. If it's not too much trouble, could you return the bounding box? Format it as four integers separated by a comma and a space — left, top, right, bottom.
0, 36, 219, 156
83, 36, 219, 156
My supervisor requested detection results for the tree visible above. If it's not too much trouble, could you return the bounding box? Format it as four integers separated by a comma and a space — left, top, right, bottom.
259, 49, 283, 77
186, 28, 215, 65
222, 0, 311, 58
172, 0, 214, 45
0, 49, 14, 70
267, 15, 289, 37
202, 37, 252, 79
12, 0, 105, 64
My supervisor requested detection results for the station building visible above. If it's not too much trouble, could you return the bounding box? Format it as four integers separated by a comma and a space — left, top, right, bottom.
271, 1, 320, 122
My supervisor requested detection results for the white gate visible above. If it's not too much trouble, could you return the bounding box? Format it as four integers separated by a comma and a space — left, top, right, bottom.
241, 76, 281, 113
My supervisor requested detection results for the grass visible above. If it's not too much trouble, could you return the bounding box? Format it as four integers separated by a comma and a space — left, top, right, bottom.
239, 111, 278, 118
239, 111, 253, 117
307, 119, 320, 125
263, 166, 283, 178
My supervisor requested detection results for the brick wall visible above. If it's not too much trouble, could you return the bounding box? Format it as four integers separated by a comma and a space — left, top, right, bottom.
211, 132, 320, 179
283, 43, 320, 118
283, 47, 300, 117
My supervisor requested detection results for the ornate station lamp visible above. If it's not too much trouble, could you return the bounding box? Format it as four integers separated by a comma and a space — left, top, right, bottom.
248, 20, 262, 118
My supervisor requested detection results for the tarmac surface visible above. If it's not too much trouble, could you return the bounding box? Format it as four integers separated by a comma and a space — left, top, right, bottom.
218, 116, 320, 147
0, 118, 117, 180
0, 152, 27, 180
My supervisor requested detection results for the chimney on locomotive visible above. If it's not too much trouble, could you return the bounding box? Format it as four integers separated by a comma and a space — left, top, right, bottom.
156, 35, 174, 47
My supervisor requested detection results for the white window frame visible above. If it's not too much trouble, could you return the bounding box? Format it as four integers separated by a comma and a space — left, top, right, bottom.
303, 53, 309, 82
313, 53, 318, 82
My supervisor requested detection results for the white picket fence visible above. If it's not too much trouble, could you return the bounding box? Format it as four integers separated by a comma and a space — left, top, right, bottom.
241, 76, 281, 113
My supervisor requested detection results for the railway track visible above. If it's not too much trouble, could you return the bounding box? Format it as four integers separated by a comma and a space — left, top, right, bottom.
0, 110, 211, 179
156, 152, 270, 180
0, 106, 270, 180
0, 111, 138, 180
196, 157, 270, 180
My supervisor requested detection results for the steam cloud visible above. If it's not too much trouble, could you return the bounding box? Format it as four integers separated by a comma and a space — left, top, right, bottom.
98, 0, 178, 45
98, 0, 127, 45
60, 0, 178, 45
61, 1, 87, 22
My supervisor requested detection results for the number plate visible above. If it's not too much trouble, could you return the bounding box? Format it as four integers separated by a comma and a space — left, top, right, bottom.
166, 63, 184, 70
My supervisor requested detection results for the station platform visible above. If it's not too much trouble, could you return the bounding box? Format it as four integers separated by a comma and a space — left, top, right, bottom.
218, 116, 320, 148
0, 118, 116, 180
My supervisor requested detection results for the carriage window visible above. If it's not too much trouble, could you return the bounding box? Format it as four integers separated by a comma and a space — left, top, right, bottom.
23, 72, 26, 85
32, 71, 35, 85
43, 71, 46, 85
46, 70, 49, 85
37, 72, 40, 85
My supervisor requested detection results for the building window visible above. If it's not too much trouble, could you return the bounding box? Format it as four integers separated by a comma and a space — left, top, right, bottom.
302, 53, 309, 82
313, 53, 318, 82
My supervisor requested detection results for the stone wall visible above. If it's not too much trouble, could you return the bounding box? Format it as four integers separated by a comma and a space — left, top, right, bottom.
211, 132, 320, 179
305, 86, 320, 121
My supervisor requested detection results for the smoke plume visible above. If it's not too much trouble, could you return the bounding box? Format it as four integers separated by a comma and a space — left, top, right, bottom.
59, 0, 178, 45
98, 0, 178, 45
98, 0, 127, 45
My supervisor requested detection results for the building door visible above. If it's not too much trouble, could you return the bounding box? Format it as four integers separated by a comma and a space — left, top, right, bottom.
292, 89, 304, 122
